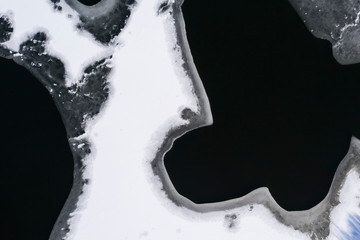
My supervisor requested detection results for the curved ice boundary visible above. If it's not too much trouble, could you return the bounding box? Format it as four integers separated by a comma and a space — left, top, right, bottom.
0, 0, 360, 239
289, 0, 360, 65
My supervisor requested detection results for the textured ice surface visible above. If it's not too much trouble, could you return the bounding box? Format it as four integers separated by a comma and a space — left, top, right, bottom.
1, 0, 360, 239
289, 0, 360, 64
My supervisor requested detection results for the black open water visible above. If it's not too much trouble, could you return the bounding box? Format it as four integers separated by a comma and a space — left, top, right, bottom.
0, 58, 73, 240
77, 0, 101, 6
165, 0, 360, 211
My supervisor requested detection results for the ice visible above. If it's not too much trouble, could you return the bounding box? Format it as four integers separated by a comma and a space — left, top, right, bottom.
1, 0, 360, 239
0, 0, 110, 86
289, 0, 360, 65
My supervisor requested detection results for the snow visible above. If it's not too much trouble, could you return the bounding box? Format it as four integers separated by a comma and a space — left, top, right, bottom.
0, 0, 109, 86
328, 170, 360, 240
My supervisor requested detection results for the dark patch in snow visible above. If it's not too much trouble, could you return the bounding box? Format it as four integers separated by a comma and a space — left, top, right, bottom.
181, 108, 197, 120
18, 32, 66, 86
82, 178, 89, 185
76, 0, 135, 44
0, 15, 13, 43
225, 214, 238, 229
50, 0, 63, 11
55, 57, 111, 138
158, 1, 171, 15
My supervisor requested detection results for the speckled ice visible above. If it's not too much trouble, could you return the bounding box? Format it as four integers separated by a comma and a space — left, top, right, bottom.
0, 0, 110, 85
1, 0, 360, 240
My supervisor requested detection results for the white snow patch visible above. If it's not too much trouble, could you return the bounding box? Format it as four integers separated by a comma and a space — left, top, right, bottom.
327, 170, 360, 240
0, 0, 110, 86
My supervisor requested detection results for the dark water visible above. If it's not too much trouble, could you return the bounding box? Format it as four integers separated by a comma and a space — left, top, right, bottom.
76, 0, 101, 6
0, 58, 73, 240
165, 0, 360, 211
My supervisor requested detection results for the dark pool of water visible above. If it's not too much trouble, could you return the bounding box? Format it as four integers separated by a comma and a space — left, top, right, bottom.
0, 58, 73, 240
77, 0, 102, 6
165, 0, 360, 211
